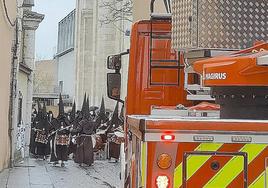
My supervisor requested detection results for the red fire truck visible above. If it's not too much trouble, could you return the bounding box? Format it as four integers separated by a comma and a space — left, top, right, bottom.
106, 0, 268, 187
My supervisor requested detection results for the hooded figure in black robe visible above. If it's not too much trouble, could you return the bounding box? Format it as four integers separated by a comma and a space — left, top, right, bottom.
73, 94, 95, 166
30, 101, 42, 156
50, 94, 71, 167
68, 101, 78, 156
95, 97, 108, 128
34, 103, 51, 159
94, 97, 111, 148
107, 102, 124, 161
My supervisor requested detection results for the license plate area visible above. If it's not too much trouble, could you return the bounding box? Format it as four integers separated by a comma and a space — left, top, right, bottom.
182, 151, 248, 188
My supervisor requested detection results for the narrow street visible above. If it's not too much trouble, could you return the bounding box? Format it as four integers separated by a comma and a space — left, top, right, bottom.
0, 158, 120, 188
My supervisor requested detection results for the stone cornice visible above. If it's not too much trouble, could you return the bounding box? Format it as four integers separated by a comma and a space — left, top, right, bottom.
22, 0, 34, 8
55, 47, 74, 58
23, 10, 44, 30
19, 62, 32, 75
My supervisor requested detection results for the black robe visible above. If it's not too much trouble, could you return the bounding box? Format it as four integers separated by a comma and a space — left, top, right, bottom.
107, 124, 124, 160
74, 119, 95, 165
34, 118, 51, 157
29, 117, 37, 155
108, 142, 120, 160
50, 117, 70, 162
68, 118, 80, 156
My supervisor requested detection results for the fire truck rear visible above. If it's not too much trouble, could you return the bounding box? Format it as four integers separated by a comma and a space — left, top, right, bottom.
106, 0, 268, 187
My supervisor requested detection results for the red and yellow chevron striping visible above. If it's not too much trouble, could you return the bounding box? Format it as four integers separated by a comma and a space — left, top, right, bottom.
173, 143, 223, 187
186, 143, 245, 187
203, 144, 267, 187
228, 146, 268, 187
173, 143, 268, 188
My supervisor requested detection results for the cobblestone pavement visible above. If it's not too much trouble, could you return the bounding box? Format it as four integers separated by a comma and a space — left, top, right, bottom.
0, 157, 120, 188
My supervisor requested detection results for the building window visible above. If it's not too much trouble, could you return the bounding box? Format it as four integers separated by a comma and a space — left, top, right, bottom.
57, 10, 75, 54
45, 99, 55, 106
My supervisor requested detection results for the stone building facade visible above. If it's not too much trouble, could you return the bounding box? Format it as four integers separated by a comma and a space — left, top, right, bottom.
33, 60, 60, 116
133, 0, 166, 22
34, 60, 58, 95
11, 0, 44, 163
75, 0, 131, 110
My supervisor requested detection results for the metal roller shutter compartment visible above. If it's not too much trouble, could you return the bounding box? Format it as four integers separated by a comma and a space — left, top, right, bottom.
172, 0, 268, 50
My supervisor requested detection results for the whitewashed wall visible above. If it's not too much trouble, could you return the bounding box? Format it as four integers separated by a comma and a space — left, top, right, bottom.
57, 50, 76, 99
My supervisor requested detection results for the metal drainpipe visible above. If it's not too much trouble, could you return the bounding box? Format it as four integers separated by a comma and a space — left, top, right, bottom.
8, 19, 19, 168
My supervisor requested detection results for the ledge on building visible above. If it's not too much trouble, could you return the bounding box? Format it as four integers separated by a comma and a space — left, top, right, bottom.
23, 10, 44, 30
33, 93, 69, 99
54, 47, 74, 58
19, 62, 32, 75
22, 0, 34, 7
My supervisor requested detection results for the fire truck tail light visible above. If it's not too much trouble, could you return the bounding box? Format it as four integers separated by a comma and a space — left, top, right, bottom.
161, 134, 175, 141
156, 175, 169, 188
157, 153, 172, 169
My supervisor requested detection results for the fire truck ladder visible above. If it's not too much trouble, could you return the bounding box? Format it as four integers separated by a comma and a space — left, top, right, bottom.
149, 13, 184, 86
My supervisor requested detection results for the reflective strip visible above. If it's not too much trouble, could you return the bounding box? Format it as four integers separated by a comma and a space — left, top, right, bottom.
141, 142, 146, 187
204, 144, 267, 188
249, 172, 265, 188
145, 132, 268, 144
173, 143, 223, 188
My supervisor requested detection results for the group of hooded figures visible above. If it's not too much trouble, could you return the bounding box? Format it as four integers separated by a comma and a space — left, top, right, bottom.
30, 94, 124, 167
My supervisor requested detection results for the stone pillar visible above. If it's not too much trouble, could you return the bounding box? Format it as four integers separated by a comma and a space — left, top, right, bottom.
22, 9, 44, 156
75, 0, 94, 108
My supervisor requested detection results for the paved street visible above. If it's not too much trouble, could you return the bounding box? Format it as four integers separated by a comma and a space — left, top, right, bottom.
0, 158, 120, 188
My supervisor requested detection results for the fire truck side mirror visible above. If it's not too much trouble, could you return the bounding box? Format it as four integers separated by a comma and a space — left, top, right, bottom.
107, 73, 121, 101
107, 55, 121, 71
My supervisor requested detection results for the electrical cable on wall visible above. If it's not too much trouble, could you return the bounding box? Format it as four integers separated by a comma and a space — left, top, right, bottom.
2, 0, 16, 27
